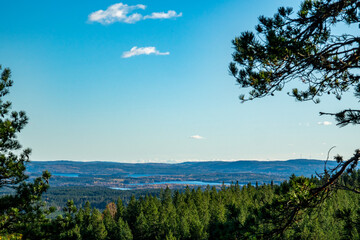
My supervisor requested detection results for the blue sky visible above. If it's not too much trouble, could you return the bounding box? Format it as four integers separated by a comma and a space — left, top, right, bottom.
0, 0, 358, 162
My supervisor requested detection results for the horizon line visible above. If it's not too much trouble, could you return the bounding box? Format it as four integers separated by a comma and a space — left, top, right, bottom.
30, 158, 327, 164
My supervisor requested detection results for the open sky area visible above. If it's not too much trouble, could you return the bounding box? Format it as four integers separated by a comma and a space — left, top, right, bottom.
0, 0, 358, 162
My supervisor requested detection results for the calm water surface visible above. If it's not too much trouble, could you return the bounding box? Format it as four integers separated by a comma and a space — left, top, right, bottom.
110, 187, 132, 190
52, 173, 79, 177
130, 181, 230, 186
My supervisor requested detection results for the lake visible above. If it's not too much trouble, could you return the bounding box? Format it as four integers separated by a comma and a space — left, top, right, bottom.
127, 173, 168, 178
110, 187, 132, 190
130, 181, 230, 186
52, 173, 79, 177
110, 181, 236, 190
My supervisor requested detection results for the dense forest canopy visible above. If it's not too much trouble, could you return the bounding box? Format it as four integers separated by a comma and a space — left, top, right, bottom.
8, 174, 360, 240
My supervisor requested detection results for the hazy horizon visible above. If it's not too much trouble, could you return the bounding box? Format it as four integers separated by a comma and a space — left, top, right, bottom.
31, 157, 330, 164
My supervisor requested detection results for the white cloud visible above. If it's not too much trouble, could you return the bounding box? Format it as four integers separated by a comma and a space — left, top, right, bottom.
88, 3, 182, 24
190, 135, 205, 140
88, 3, 146, 24
122, 46, 170, 58
144, 10, 182, 20
318, 121, 332, 126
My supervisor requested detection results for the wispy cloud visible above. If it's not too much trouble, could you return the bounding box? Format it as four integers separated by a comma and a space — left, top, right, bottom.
122, 46, 170, 58
88, 3, 182, 24
144, 10, 182, 20
190, 135, 205, 140
318, 121, 332, 126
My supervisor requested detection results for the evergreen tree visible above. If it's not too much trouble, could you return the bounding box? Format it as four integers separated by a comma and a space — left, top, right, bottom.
51, 200, 81, 240
125, 195, 140, 229
77, 202, 107, 240
229, 0, 360, 235
103, 207, 117, 240
133, 211, 149, 240
115, 217, 133, 240
158, 189, 178, 239
229, 0, 359, 127
115, 198, 125, 221
0, 65, 52, 239
89, 209, 107, 240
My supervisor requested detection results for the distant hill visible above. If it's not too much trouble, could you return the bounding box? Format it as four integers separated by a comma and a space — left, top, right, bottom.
27, 159, 338, 177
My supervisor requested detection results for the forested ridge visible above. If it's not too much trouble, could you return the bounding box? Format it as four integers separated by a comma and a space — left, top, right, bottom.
6, 170, 359, 240
27, 159, 337, 177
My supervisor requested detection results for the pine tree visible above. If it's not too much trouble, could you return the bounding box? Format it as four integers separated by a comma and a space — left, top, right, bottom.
115, 198, 125, 221
115, 217, 133, 240
125, 195, 140, 229
229, 0, 360, 236
229, 0, 360, 127
52, 200, 81, 240
133, 211, 149, 240
103, 207, 117, 240
89, 209, 107, 240
77, 201, 107, 240
0, 65, 52, 238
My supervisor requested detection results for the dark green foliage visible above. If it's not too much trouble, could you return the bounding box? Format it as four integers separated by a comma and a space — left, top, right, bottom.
49, 201, 81, 240
77, 202, 107, 240
229, 1, 360, 235
115, 197, 125, 220
0, 65, 52, 238
42, 186, 162, 211
229, 0, 360, 127
42, 171, 360, 239
115, 217, 133, 240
